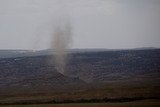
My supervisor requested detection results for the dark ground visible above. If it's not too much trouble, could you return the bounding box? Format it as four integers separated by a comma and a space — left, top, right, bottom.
0, 49, 160, 105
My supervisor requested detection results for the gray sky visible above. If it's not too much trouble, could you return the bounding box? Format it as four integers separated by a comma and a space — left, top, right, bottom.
0, 0, 160, 50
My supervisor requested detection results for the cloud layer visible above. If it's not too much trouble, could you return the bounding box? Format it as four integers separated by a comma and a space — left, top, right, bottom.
0, 0, 160, 49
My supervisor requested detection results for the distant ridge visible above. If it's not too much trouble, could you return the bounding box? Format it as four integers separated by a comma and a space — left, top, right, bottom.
0, 47, 159, 58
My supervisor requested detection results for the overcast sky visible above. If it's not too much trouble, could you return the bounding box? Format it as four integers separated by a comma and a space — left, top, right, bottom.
0, 0, 160, 50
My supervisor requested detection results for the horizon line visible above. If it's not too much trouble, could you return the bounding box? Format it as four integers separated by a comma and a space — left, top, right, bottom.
0, 47, 159, 51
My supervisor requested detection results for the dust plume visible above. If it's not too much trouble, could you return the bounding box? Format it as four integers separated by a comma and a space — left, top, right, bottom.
50, 19, 72, 75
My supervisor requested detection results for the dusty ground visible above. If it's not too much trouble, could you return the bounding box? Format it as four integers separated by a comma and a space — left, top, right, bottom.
0, 100, 160, 107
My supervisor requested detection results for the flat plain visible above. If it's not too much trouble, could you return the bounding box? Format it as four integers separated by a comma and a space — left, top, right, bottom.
0, 49, 160, 106
1, 100, 160, 107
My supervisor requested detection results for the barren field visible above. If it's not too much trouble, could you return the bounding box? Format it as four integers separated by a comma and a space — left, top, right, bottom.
0, 49, 160, 106
1, 100, 160, 107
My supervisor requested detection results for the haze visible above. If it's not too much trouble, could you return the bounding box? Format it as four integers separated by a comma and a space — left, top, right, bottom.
0, 0, 160, 50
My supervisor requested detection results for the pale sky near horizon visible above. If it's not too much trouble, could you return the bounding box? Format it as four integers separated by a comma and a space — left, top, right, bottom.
0, 0, 160, 50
